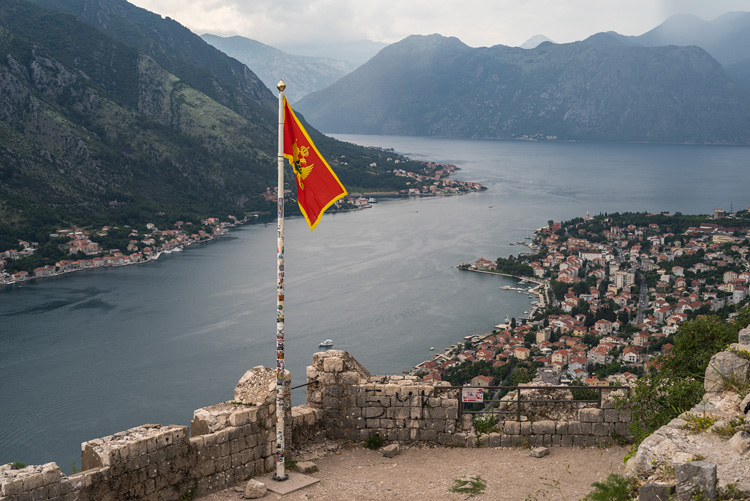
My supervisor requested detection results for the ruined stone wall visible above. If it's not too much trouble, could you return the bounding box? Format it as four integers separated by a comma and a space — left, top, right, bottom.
0, 367, 319, 501
305, 350, 632, 448
1, 352, 631, 501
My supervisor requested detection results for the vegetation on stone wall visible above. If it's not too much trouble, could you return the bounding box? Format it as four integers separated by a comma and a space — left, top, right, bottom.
620, 306, 750, 450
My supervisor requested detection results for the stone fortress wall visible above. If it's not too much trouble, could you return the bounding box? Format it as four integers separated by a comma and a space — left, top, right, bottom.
0, 351, 631, 501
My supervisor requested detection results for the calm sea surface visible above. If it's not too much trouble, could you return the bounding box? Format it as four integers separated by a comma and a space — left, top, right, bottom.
1, 136, 749, 470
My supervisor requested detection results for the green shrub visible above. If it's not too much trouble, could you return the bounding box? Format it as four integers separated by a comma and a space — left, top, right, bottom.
681, 413, 716, 434
449, 476, 486, 497
363, 433, 383, 450
713, 417, 746, 438
583, 473, 637, 501
473, 414, 499, 436
10, 462, 26, 470
618, 308, 750, 448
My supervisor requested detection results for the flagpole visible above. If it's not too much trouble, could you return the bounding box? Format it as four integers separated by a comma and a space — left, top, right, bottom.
274, 80, 288, 481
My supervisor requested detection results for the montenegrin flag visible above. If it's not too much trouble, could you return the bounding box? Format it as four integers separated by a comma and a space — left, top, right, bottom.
283, 97, 347, 231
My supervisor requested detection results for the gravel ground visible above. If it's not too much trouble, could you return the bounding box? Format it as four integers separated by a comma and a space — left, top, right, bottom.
198, 443, 629, 501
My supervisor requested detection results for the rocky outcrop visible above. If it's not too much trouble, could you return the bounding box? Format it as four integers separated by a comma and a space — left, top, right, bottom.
628, 327, 750, 496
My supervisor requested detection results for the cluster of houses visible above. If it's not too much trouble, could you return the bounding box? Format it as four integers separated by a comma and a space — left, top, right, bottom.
415, 211, 750, 388
391, 165, 484, 196
1, 216, 240, 285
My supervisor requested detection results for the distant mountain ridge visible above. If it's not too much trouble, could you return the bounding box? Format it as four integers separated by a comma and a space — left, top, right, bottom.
627, 12, 750, 66
296, 33, 750, 144
520, 35, 555, 49
201, 34, 357, 103
0, 0, 428, 240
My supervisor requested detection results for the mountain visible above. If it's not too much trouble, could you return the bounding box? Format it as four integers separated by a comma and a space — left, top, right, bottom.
0, 0, 276, 228
201, 34, 357, 103
0, 0, 431, 243
295, 33, 750, 144
275, 40, 388, 65
628, 12, 750, 66
520, 35, 555, 49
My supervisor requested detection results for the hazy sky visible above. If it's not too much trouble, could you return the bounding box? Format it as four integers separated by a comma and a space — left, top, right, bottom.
129, 0, 749, 48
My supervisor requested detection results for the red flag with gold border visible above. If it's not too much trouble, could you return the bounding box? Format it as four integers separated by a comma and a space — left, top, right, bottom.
282, 97, 347, 231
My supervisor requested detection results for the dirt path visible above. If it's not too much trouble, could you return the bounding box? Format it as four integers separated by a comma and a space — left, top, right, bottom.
199, 443, 629, 500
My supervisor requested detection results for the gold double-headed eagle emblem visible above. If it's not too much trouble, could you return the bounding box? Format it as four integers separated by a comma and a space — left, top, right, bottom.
291, 140, 314, 189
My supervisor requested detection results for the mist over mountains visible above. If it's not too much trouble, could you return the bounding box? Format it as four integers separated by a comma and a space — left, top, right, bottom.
201, 35, 357, 103
295, 14, 750, 144
0, 0, 419, 234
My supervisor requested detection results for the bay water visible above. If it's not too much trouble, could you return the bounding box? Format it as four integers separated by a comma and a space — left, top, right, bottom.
1, 136, 749, 471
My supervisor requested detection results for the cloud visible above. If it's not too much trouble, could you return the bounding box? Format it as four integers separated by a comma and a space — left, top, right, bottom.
129, 0, 742, 48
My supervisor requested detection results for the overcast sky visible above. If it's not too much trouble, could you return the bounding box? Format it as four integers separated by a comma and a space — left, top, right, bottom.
129, 0, 749, 48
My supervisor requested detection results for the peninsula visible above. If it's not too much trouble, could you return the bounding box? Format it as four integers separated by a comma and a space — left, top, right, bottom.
414, 210, 750, 389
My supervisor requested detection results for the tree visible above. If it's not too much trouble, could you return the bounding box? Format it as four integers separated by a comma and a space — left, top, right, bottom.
620, 307, 750, 447
524, 332, 536, 348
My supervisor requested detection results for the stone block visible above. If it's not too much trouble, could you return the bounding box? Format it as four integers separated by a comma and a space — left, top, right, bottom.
704, 351, 750, 393
488, 432, 502, 447
419, 430, 438, 442
561, 435, 573, 447
639, 483, 675, 501
730, 431, 750, 455
578, 408, 604, 423
592, 423, 611, 436
675, 461, 716, 500
244, 478, 267, 499
323, 357, 344, 373
573, 435, 596, 447
295, 461, 319, 474
615, 422, 630, 436
520, 422, 532, 435
363, 407, 385, 419
532, 420, 555, 435
530, 447, 549, 458
365, 418, 381, 428
555, 421, 568, 435
739, 327, 750, 345
339, 371, 361, 385
382, 444, 401, 458
567, 422, 591, 435
504, 421, 520, 435
604, 409, 619, 423
501, 435, 522, 447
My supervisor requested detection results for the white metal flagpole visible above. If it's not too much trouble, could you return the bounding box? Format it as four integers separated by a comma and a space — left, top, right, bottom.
274, 80, 288, 481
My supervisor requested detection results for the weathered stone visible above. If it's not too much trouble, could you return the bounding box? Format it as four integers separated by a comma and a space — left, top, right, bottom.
740, 393, 750, 415
739, 327, 750, 345
578, 408, 604, 423
295, 461, 318, 474
675, 461, 716, 500
639, 483, 675, 501
504, 421, 520, 435
704, 351, 750, 393
531, 420, 555, 435
381, 444, 401, 458
530, 447, 549, 458
243, 478, 267, 499
729, 430, 750, 455
234, 367, 289, 405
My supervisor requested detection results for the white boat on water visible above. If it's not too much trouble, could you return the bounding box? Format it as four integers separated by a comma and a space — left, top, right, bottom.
368, 198, 378, 203
430, 346, 435, 350
319, 339, 334, 347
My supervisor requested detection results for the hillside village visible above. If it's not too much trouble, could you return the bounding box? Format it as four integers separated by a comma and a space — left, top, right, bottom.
0, 216, 242, 285
415, 210, 750, 389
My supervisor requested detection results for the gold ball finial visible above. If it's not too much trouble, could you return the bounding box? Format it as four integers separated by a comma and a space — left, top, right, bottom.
277, 80, 286, 92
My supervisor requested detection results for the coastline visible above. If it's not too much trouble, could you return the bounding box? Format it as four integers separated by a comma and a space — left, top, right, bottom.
413, 264, 549, 372
0, 221, 241, 288
2, 168, 485, 288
